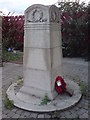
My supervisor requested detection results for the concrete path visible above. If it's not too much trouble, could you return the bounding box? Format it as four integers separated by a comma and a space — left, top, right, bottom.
1, 58, 88, 119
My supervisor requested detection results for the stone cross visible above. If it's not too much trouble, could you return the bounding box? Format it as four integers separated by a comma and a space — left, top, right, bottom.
20, 4, 62, 100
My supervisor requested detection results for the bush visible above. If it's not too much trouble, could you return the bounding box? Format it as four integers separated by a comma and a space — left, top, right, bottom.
2, 15, 24, 51
60, 2, 89, 59
2, 50, 22, 62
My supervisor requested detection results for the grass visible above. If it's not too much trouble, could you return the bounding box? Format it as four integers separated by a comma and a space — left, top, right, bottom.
79, 81, 88, 98
18, 76, 23, 80
17, 76, 23, 85
40, 95, 51, 105
72, 75, 88, 99
53, 111, 60, 118
2, 50, 22, 62
4, 93, 14, 109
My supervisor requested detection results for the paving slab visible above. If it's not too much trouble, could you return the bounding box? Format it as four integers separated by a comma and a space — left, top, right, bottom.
1, 58, 89, 119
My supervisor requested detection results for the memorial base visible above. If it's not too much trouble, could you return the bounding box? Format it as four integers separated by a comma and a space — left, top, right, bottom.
7, 79, 82, 112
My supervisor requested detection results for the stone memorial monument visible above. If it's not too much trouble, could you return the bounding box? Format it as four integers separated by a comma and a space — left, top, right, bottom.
19, 4, 62, 100
7, 4, 81, 112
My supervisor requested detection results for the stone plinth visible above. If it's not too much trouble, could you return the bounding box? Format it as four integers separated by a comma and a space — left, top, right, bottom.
19, 4, 62, 100
7, 79, 82, 112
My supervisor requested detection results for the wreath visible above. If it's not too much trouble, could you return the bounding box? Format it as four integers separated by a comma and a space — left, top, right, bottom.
55, 76, 72, 97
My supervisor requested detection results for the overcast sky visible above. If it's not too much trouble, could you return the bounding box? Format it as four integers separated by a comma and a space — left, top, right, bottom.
0, 0, 89, 15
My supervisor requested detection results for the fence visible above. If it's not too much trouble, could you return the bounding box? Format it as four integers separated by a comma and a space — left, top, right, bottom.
2, 15, 24, 51
2, 11, 88, 57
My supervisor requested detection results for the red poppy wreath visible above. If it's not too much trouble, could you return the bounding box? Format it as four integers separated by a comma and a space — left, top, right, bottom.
55, 76, 72, 97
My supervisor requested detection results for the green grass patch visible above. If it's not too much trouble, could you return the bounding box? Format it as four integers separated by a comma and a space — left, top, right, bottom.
4, 94, 14, 109
53, 111, 60, 118
17, 76, 23, 85
17, 79, 23, 85
79, 81, 88, 98
18, 76, 23, 80
2, 50, 22, 62
40, 95, 51, 105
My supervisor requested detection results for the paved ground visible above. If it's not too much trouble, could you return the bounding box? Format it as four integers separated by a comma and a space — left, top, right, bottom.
1, 58, 89, 119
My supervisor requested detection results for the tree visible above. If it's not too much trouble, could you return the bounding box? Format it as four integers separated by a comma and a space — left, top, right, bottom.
59, 2, 89, 59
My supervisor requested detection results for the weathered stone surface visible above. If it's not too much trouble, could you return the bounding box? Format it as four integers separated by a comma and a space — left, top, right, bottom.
24, 24, 61, 48
7, 79, 82, 112
25, 4, 60, 24
22, 4, 62, 100
23, 48, 51, 70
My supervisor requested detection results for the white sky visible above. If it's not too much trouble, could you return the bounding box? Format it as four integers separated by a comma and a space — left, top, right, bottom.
0, 0, 89, 15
